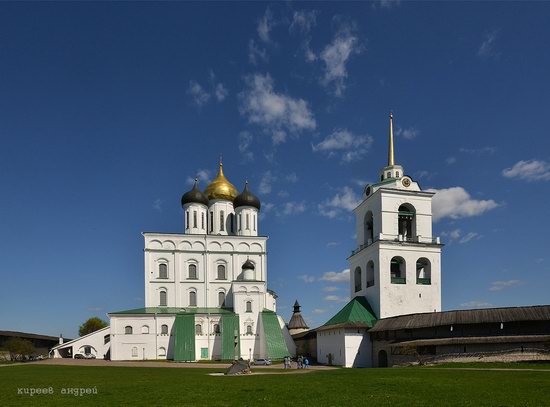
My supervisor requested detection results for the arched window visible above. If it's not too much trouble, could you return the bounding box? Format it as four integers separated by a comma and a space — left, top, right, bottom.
159, 263, 167, 279
354, 267, 362, 292
367, 261, 375, 287
246, 213, 250, 230
125, 326, 133, 335
217, 264, 226, 280
158, 347, 166, 357
246, 325, 253, 335
201, 212, 205, 230
220, 211, 225, 232
230, 214, 234, 233
193, 211, 197, 228
390, 257, 406, 284
213, 324, 220, 334
416, 258, 431, 285
364, 211, 374, 244
186, 211, 189, 230
159, 290, 167, 307
253, 214, 256, 231
398, 204, 416, 240
218, 291, 225, 307
189, 291, 197, 307
132, 347, 138, 357
246, 301, 252, 313
209, 211, 213, 232
188, 264, 197, 279
104, 335, 110, 344
238, 214, 242, 231
141, 325, 149, 334
161, 324, 168, 335
195, 324, 202, 335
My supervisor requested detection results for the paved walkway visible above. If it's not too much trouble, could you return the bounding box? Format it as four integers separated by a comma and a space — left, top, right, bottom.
10, 359, 337, 372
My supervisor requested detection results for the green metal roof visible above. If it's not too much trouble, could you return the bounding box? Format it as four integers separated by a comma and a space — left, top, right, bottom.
108, 307, 235, 315
322, 296, 377, 328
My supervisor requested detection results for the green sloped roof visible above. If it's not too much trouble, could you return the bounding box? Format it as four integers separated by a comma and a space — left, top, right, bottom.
322, 296, 377, 328
108, 307, 235, 315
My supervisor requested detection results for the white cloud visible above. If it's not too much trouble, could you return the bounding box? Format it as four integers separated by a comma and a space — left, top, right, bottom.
277, 190, 289, 198
427, 187, 499, 222
318, 187, 361, 218
323, 286, 340, 292
187, 80, 210, 106
320, 268, 350, 283
478, 30, 499, 58
460, 301, 492, 308
395, 126, 419, 140
502, 159, 550, 182
248, 39, 268, 65
238, 131, 254, 161
259, 171, 276, 195
414, 170, 432, 180
374, 0, 401, 9
186, 169, 212, 186
262, 202, 274, 213
290, 10, 318, 33
257, 8, 273, 43
312, 308, 327, 314
320, 26, 362, 97
312, 129, 373, 162
459, 232, 481, 244
326, 241, 340, 248
286, 172, 298, 183
239, 73, 316, 144
152, 198, 163, 212
324, 295, 348, 303
489, 280, 526, 292
446, 157, 457, 165
459, 146, 497, 155
298, 274, 316, 283
441, 228, 461, 242
280, 201, 306, 216
87, 306, 103, 312
214, 83, 228, 102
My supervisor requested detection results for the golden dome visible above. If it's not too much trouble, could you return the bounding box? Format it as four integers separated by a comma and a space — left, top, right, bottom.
204, 162, 238, 201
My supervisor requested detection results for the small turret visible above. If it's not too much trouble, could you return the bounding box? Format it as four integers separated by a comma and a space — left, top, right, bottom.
287, 300, 309, 335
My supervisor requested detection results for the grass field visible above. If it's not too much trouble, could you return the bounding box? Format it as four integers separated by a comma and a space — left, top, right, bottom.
1, 364, 549, 406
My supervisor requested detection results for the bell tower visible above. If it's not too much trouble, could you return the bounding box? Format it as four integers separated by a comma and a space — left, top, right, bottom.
348, 113, 442, 319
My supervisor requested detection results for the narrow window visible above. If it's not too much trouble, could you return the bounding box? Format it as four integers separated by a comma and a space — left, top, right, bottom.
386, 172, 391, 178
158, 347, 166, 357
246, 301, 252, 312
218, 291, 225, 307
159, 290, 167, 306
217, 265, 226, 280
161, 324, 168, 335
125, 326, 133, 335
214, 324, 220, 334
220, 211, 225, 232
210, 212, 213, 232
230, 214, 234, 233
132, 347, 138, 357
201, 212, 205, 230
396, 171, 400, 177
354, 267, 362, 292
189, 291, 197, 307
246, 214, 250, 230
186, 211, 189, 229
195, 324, 202, 335
193, 211, 197, 228
159, 263, 168, 279
238, 214, 242, 231
247, 325, 253, 335
104, 335, 110, 344
253, 214, 256, 231
189, 264, 197, 279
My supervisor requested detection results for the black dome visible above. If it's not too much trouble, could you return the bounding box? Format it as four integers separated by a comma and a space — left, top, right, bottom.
242, 259, 255, 270
234, 182, 261, 210
181, 180, 209, 207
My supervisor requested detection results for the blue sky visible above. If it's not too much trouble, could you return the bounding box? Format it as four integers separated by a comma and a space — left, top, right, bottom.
1, 2, 549, 338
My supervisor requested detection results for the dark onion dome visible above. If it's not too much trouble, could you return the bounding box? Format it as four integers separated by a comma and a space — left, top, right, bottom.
242, 259, 255, 270
234, 181, 261, 210
181, 179, 209, 207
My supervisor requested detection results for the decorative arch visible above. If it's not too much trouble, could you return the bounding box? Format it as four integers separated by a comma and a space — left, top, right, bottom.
162, 240, 176, 250
141, 325, 149, 334
390, 256, 406, 284
238, 242, 251, 252
251, 243, 263, 252
222, 242, 235, 251
149, 240, 162, 249
416, 257, 432, 285
158, 347, 166, 357
216, 262, 227, 280
398, 203, 416, 240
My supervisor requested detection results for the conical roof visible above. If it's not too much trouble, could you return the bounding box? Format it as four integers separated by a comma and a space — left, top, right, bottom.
322, 296, 377, 328
288, 299, 309, 330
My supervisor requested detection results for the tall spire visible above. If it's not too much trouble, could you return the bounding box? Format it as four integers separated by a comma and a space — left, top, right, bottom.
388, 112, 395, 166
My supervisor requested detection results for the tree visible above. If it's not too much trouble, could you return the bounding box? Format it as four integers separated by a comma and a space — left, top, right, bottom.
4, 338, 35, 361
79, 317, 108, 337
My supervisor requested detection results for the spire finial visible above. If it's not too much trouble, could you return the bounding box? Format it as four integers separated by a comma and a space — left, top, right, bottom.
388, 111, 395, 166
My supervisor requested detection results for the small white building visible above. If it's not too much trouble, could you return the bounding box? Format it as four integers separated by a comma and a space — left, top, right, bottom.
317, 113, 443, 367
53, 162, 294, 361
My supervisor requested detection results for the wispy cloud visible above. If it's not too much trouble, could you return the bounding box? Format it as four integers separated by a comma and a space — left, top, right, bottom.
320, 268, 350, 283
186, 169, 212, 186
320, 23, 362, 97
446, 157, 457, 165
395, 126, 419, 140
286, 172, 299, 183
441, 229, 481, 244
459, 232, 481, 244
323, 286, 341, 292
187, 80, 210, 107
298, 274, 316, 283
87, 306, 103, 312
238, 131, 254, 161
502, 159, 550, 182
259, 171, 276, 195
312, 308, 327, 314
248, 39, 268, 65
312, 129, 373, 162
489, 280, 526, 292
152, 198, 163, 213
279, 201, 306, 216
460, 301, 492, 308
324, 295, 348, 303
257, 8, 274, 43
428, 187, 498, 222
460, 146, 497, 155
373, 0, 401, 9
318, 187, 361, 218
478, 30, 500, 58
239, 73, 316, 144
290, 10, 318, 34
326, 241, 340, 248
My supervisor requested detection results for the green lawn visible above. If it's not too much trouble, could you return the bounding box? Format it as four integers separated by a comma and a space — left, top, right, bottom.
1, 365, 549, 406
428, 361, 550, 370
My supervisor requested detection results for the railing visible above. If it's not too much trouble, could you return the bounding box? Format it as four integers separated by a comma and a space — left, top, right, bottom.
416, 278, 431, 285
350, 234, 441, 256
391, 277, 406, 284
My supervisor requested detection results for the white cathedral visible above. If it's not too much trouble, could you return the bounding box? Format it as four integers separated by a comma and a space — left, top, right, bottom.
52, 164, 295, 361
